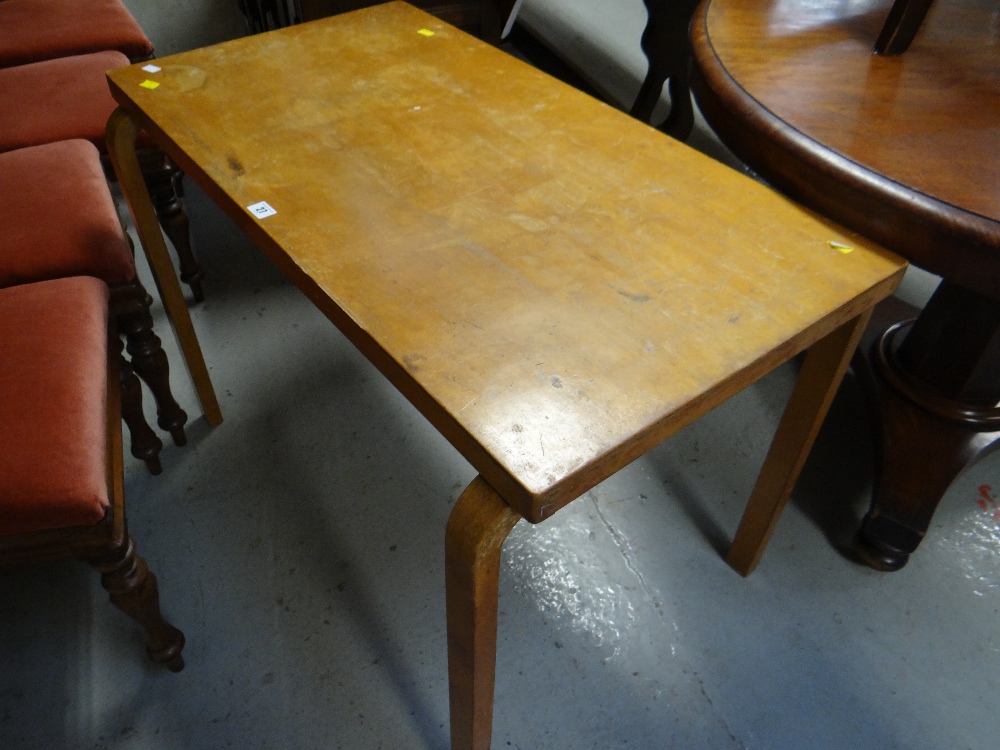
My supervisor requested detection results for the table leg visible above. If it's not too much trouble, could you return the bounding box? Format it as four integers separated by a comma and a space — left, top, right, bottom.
853, 290, 1000, 570
726, 310, 872, 576
446, 476, 522, 750
105, 107, 223, 427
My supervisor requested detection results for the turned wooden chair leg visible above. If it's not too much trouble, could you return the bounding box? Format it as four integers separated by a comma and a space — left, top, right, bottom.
446, 477, 522, 750
116, 342, 163, 475
726, 311, 872, 575
107, 108, 222, 427
143, 157, 205, 303
116, 280, 188, 446
87, 532, 185, 671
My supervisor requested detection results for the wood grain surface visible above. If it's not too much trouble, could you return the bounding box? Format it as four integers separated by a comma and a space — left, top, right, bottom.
690, 0, 1000, 294
106, 1, 904, 522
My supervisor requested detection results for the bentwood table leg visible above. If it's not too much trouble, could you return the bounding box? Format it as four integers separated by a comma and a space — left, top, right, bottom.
727, 309, 873, 576
446, 477, 522, 750
106, 107, 223, 427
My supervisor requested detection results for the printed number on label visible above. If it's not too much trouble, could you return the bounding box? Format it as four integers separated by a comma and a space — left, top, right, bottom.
247, 201, 277, 219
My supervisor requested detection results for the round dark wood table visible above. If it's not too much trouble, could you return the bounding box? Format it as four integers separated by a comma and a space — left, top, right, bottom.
689, 0, 1000, 569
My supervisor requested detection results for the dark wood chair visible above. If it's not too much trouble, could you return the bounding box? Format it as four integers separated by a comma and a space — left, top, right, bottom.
629, 0, 702, 140
0, 276, 185, 670
874, 0, 937, 54
503, 0, 699, 139
237, 0, 296, 32
0, 139, 189, 473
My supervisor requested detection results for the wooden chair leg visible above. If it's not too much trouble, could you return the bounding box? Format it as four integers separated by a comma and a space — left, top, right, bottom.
874, 0, 936, 55
662, 73, 695, 141
106, 107, 223, 427
446, 477, 522, 750
116, 341, 163, 475
142, 155, 205, 303
726, 310, 873, 576
117, 280, 188, 447
631, 0, 701, 141
87, 532, 185, 671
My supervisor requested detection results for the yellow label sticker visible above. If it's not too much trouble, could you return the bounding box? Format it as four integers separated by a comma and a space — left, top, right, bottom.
139, 79, 160, 89
417, 28, 435, 36
828, 240, 853, 253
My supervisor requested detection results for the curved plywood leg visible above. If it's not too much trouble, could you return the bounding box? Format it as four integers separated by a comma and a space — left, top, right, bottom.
105, 107, 222, 427
727, 310, 872, 576
446, 476, 522, 750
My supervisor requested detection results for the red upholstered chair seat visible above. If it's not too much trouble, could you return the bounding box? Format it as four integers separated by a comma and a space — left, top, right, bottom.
0, 276, 110, 535
0, 50, 204, 303
0, 50, 154, 154
0, 0, 154, 68
0, 141, 134, 286
0, 275, 186, 671
0, 139, 188, 471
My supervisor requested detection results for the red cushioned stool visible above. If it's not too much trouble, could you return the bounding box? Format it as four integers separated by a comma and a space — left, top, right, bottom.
0, 139, 188, 473
0, 0, 154, 68
0, 51, 205, 301
0, 276, 185, 671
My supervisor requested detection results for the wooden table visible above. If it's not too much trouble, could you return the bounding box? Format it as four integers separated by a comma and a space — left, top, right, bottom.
690, 0, 1000, 570
105, 3, 904, 746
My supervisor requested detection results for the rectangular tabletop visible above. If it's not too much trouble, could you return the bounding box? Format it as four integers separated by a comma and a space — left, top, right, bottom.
106, 1, 904, 522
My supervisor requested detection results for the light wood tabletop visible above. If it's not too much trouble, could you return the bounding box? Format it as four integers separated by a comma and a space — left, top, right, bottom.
104, 3, 905, 747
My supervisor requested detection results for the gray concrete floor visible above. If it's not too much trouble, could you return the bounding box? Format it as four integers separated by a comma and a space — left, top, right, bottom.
4, 9, 1000, 750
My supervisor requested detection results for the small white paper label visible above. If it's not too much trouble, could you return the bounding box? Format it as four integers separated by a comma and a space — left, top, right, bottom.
141, 63, 162, 73
247, 201, 277, 219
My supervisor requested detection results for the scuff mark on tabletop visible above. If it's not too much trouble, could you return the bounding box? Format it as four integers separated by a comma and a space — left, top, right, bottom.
162, 65, 207, 92
617, 289, 650, 303
402, 353, 425, 373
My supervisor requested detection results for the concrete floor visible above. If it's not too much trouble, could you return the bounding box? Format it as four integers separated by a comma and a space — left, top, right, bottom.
3, 6, 1000, 750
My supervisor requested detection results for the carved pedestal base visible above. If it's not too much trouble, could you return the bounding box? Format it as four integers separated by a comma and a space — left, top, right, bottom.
854, 293, 1000, 570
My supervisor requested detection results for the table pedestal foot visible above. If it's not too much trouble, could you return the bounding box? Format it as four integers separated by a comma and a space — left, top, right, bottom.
446, 476, 522, 750
854, 400, 1000, 570
854, 291, 1000, 569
